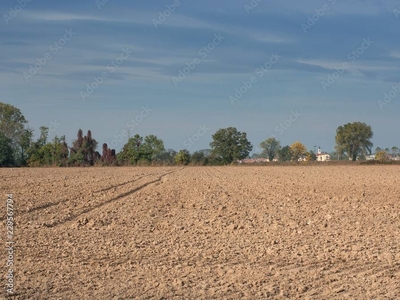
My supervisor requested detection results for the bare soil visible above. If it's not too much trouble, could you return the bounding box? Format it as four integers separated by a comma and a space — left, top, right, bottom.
1, 166, 400, 299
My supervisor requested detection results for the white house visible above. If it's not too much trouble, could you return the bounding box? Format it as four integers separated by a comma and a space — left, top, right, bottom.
316, 147, 330, 161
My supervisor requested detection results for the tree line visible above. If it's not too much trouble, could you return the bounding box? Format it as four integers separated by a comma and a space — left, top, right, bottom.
0, 102, 393, 167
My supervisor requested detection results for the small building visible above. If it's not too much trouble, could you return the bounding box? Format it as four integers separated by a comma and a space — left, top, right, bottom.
316, 147, 330, 162
388, 154, 400, 161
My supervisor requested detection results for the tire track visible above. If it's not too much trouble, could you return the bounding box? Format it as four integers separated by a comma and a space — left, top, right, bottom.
0, 172, 167, 222
1, 175, 118, 211
91, 170, 171, 194
45, 168, 185, 228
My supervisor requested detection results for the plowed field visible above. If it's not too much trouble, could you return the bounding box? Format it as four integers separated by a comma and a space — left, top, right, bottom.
1, 166, 400, 299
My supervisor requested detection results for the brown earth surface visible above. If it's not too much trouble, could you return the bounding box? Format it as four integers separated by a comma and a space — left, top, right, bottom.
1, 166, 400, 299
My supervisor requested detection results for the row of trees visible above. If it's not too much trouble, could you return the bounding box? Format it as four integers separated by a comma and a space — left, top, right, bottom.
0, 102, 386, 167
375, 147, 400, 155
255, 139, 316, 162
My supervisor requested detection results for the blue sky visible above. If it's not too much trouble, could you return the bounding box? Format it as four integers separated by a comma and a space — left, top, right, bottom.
1, 0, 400, 154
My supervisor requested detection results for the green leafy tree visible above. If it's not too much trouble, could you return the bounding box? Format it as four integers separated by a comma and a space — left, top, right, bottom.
375, 147, 382, 153
53, 135, 69, 166
278, 146, 292, 162
191, 151, 209, 165
0, 102, 28, 148
199, 149, 212, 157
175, 149, 190, 165
0, 102, 30, 165
290, 141, 307, 162
120, 134, 144, 164
260, 137, 281, 162
120, 134, 165, 165
0, 132, 15, 167
330, 150, 348, 161
38, 143, 54, 166
69, 129, 85, 165
210, 127, 252, 164
391, 146, 398, 156
141, 135, 165, 161
154, 149, 177, 165
335, 122, 373, 161
332, 144, 349, 161
308, 150, 317, 161
27, 134, 69, 167
26, 126, 49, 166
38, 126, 49, 145
17, 128, 33, 166
123, 134, 143, 164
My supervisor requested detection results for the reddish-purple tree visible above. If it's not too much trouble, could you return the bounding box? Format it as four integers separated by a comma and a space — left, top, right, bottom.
69, 129, 98, 166
100, 143, 116, 165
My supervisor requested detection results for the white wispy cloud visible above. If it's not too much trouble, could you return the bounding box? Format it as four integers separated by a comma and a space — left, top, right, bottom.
21, 10, 294, 44
297, 59, 398, 72
22, 11, 110, 22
